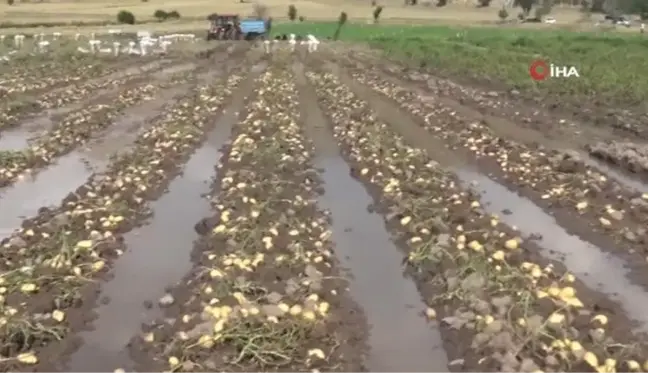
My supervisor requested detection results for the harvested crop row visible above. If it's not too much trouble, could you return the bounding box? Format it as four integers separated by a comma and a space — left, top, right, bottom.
0, 64, 165, 132
0, 58, 129, 98
346, 68, 648, 265
306, 71, 648, 373
131, 68, 365, 372
0, 67, 248, 371
0, 70, 193, 188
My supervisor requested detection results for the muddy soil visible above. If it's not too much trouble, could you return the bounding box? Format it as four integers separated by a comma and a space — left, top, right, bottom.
317, 53, 648, 291
326, 45, 648, 182
0, 48, 255, 372
5, 46, 648, 373
331, 44, 648, 142
303, 60, 648, 372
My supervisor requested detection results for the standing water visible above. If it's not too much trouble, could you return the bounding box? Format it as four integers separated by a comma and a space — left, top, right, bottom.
294, 62, 448, 371
0, 154, 91, 242
456, 168, 648, 333
0, 89, 187, 243
67, 67, 263, 372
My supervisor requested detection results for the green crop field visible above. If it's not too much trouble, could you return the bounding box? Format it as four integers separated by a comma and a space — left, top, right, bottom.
274, 22, 648, 104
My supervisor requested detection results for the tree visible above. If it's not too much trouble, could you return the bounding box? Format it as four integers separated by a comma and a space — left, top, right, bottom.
167, 10, 180, 19
117, 10, 136, 24
333, 11, 347, 40
498, 6, 509, 19
6, 0, 14, 5
207, 13, 219, 21
154, 9, 168, 21
298, 15, 305, 21
513, 0, 535, 15
478, 0, 492, 7
437, 0, 448, 7
373, 5, 384, 22
288, 4, 298, 21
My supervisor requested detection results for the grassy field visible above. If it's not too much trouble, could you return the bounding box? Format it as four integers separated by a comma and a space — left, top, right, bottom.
273, 22, 648, 105
0, 0, 589, 31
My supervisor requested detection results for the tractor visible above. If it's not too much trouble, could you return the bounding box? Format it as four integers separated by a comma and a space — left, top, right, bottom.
206, 14, 268, 41
207, 14, 241, 40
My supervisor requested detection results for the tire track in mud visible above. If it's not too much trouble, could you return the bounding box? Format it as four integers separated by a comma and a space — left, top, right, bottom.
69, 55, 265, 373
128, 63, 366, 373
293, 60, 447, 371
320, 61, 648, 333
305, 68, 648, 372
0, 49, 258, 372
324, 60, 648, 293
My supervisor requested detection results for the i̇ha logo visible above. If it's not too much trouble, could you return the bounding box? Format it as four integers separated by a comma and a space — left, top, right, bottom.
529, 60, 580, 81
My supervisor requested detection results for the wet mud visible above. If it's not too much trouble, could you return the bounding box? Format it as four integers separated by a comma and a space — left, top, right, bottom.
68, 115, 237, 372
457, 168, 648, 333
330, 57, 648, 289
295, 61, 447, 371
74, 61, 265, 372
0, 153, 91, 242
587, 141, 648, 184
305, 65, 648, 373
0, 83, 196, 244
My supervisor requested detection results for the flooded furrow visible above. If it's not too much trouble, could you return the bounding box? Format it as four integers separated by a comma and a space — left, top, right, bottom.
327, 57, 648, 198
294, 62, 447, 372
0, 62, 189, 151
327, 62, 648, 334
0, 108, 74, 151
456, 168, 648, 333
0, 153, 91, 242
66, 69, 261, 372
0, 86, 191, 243
81, 85, 191, 169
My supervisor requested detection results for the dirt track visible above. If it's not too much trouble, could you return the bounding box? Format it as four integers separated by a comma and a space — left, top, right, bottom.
1, 42, 648, 372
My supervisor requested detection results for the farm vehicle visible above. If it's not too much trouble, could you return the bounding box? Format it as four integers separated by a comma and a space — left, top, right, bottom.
206, 14, 268, 41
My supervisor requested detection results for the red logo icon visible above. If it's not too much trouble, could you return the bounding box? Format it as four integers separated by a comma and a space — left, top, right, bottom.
529, 60, 549, 81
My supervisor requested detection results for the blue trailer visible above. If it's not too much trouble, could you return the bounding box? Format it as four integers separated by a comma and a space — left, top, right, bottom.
238, 18, 267, 40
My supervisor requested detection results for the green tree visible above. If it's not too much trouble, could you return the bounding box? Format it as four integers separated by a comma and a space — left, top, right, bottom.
117, 10, 136, 24
498, 6, 509, 19
154, 9, 168, 21
288, 4, 298, 21
333, 11, 347, 40
373, 5, 383, 22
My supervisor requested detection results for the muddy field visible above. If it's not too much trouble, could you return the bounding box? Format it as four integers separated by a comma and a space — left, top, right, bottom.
2, 42, 648, 372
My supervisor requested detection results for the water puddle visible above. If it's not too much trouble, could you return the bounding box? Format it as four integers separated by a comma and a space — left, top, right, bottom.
82, 86, 189, 168
456, 168, 648, 333
295, 62, 447, 371
0, 153, 91, 242
0, 106, 87, 151
67, 66, 264, 372
0, 87, 192, 244
316, 158, 449, 371
0, 62, 175, 152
